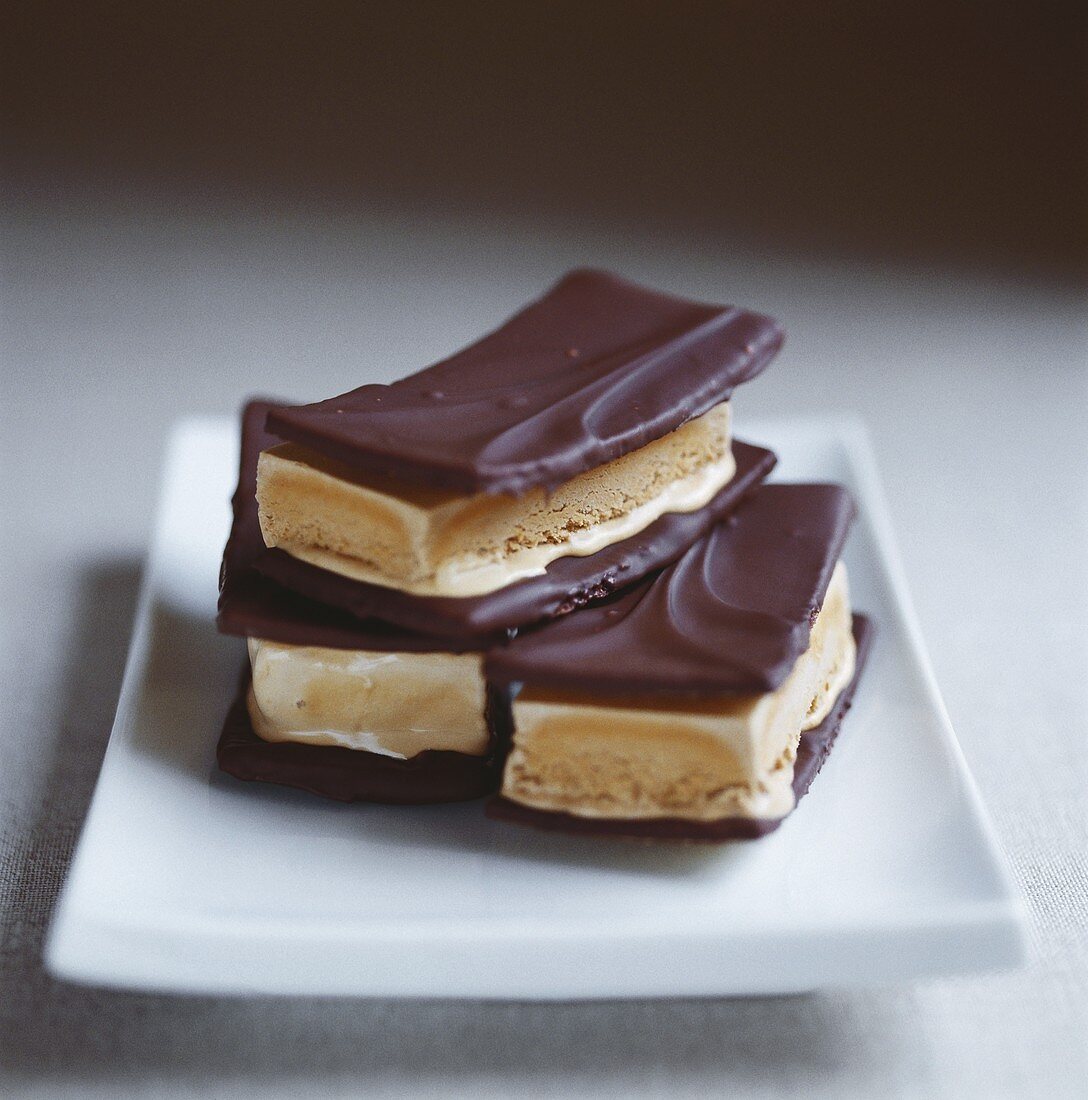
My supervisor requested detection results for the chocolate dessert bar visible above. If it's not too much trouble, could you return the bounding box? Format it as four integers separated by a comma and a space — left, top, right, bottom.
218, 677, 512, 804
216, 595, 505, 802
221, 402, 775, 644
256, 270, 782, 601
484, 484, 867, 837
487, 617, 873, 839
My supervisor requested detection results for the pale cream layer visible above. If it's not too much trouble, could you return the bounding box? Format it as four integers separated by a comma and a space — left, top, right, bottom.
501, 562, 855, 822
256, 402, 735, 598
246, 637, 489, 759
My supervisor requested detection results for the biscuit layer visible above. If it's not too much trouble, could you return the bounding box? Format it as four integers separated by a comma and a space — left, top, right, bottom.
256, 402, 734, 598
500, 562, 855, 822
246, 638, 489, 758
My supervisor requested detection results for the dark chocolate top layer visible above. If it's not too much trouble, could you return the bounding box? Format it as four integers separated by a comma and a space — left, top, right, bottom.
219, 400, 776, 646
266, 269, 783, 493
486, 483, 856, 695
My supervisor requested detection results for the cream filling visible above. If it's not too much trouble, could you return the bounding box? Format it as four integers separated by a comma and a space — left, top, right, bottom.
283, 449, 737, 597
257, 402, 735, 598
500, 562, 855, 822
246, 637, 489, 758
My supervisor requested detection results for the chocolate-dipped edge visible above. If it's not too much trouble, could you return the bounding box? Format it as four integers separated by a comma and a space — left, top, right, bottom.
216, 678, 513, 804
246, 440, 776, 642
218, 400, 482, 653
485, 615, 873, 841
219, 571, 496, 653
486, 483, 856, 696
266, 269, 783, 494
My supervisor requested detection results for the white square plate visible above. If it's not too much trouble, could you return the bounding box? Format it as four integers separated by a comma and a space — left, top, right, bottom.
45, 417, 1027, 998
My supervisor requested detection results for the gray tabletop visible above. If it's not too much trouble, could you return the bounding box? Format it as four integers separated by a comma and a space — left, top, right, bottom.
3, 187, 1085, 1098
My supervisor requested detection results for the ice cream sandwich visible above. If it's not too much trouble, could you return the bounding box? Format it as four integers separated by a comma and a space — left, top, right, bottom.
485, 484, 871, 838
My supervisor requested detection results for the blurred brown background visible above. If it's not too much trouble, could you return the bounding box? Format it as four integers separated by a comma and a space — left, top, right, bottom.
5, 0, 1086, 278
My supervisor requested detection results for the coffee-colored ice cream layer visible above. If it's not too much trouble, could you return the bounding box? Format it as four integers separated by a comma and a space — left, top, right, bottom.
246, 637, 489, 759
501, 562, 855, 822
256, 402, 735, 598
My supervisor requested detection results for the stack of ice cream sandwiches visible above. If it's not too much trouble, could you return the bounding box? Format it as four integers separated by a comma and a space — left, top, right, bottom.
217, 269, 871, 839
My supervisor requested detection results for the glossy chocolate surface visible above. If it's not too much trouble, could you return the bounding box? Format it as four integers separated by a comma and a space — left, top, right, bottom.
218, 401, 776, 645
485, 616, 873, 840
486, 483, 856, 695
266, 269, 783, 493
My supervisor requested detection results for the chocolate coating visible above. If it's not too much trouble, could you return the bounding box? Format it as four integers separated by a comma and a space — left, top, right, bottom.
266, 269, 783, 494
485, 616, 873, 840
216, 679, 512, 804
486, 483, 856, 695
219, 400, 776, 646
218, 571, 481, 653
